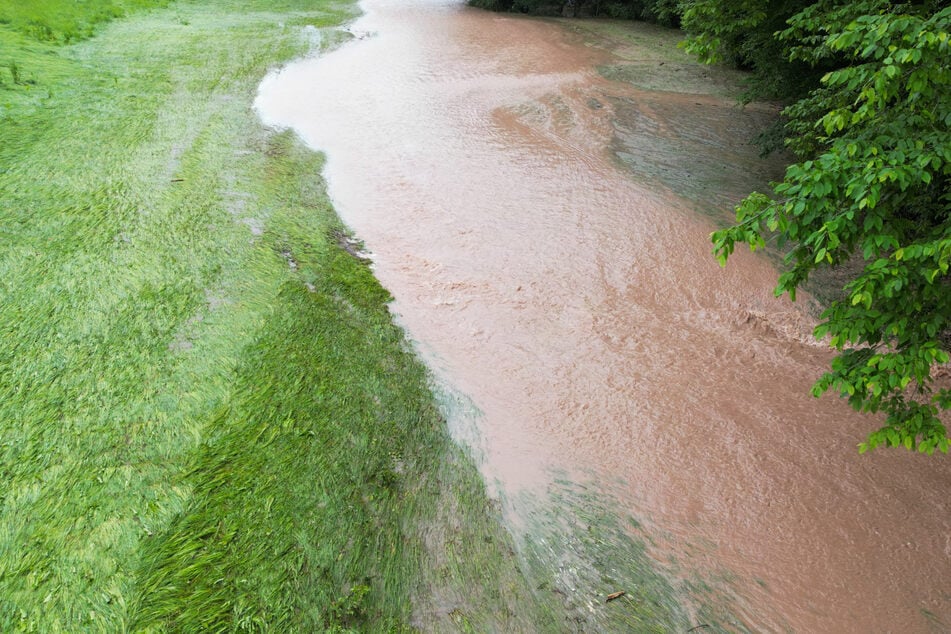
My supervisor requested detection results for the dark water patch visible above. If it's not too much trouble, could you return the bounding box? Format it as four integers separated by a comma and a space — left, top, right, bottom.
608, 92, 787, 216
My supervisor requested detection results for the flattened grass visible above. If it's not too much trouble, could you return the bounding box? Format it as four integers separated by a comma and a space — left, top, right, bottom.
0, 0, 170, 43
0, 1, 546, 630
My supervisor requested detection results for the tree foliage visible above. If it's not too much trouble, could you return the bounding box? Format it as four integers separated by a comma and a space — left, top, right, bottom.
679, 0, 831, 101
699, 1, 951, 453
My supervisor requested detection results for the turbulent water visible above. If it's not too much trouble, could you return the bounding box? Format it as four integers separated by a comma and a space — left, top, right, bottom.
256, 1, 951, 631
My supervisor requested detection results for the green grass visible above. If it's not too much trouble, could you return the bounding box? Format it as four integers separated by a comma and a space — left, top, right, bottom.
0, 1, 554, 630
0, 0, 171, 43
512, 480, 751, 633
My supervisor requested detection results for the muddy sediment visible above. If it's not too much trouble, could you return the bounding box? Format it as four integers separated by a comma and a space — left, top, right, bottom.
257, 2, 951, 631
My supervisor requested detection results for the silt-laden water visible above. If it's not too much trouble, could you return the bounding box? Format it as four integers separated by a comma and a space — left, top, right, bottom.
256, 2, 951, 631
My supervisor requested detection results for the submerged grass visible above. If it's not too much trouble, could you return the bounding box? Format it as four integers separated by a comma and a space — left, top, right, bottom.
512, 479, 751, 633
0, 1, 555, 630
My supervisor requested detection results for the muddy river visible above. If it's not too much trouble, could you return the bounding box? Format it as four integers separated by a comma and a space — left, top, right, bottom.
256, 1, 951, 631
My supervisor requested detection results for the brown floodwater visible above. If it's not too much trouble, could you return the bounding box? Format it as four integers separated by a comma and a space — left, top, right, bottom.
256, 1, 951, 631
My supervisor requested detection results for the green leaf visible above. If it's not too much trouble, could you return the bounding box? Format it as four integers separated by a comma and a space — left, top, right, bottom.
696, 2, 951, 454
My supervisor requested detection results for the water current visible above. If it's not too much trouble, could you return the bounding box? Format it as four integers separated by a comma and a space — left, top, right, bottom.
256, 2, 951, 631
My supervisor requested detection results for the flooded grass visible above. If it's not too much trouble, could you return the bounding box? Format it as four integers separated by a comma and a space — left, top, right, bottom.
520, 490, 690, 632
556, 18, 751, 98
0, 0, 551, 629
509, 479, 756, 633
546, 18, 789, 220
575, 18, 841, 312
608, 93, 786, 217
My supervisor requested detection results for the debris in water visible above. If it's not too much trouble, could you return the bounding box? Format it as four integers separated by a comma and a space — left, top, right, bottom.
332, 229, 372, 261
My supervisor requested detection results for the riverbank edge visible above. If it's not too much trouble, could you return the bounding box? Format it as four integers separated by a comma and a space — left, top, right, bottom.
257, 4, 776, 631
0, 1, 553, 630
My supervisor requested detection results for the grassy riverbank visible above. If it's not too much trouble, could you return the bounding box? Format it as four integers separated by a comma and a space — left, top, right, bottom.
0, 1, 549, 630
